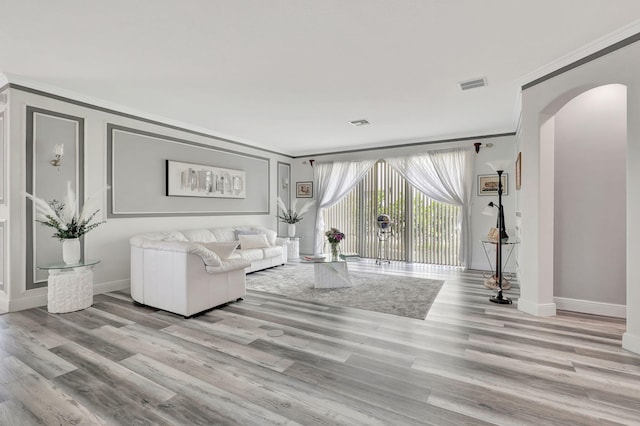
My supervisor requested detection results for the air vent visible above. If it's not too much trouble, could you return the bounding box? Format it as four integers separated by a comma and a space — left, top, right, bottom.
458, 77, 487, 91
349, 119, 370, 127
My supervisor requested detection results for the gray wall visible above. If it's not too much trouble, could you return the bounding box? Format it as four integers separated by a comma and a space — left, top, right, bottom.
4, 85, 292, 312
0, 108, 4, 293
26, 107, 83, 289
277, 161, 291, 236
553, 84, 626, 305
108, 125, 269, 216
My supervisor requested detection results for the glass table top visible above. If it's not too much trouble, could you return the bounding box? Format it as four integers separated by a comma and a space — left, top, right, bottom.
481, 239, 520, 245
37, 259, 101, 270
301, 255, 346, 263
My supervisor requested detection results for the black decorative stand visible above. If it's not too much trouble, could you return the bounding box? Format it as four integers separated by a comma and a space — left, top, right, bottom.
489, 169, 512, 305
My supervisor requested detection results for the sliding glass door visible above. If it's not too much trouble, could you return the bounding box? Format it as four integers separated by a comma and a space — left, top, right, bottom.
322, 160, 461, 266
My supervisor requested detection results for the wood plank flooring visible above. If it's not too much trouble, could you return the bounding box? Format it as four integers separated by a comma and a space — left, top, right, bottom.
1, 260, 639, 425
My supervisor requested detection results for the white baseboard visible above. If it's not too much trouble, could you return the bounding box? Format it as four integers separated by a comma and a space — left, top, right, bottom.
517, 298, 557, 317
0, 293, 9, 313
9, 292, 47, 312
623, 332, 640, 355
554, 297, 626, 318
5, 280, 130, 312
94, 279, 129, 295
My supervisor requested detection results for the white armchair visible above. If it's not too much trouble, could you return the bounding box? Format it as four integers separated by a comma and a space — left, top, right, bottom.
130, 236, 250, 317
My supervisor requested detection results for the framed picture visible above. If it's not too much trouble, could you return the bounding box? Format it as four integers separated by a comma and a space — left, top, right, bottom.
296, 181, 313, 198
515, 152, 522, 190
166, 159, 246, 198
478, 174, 508, 196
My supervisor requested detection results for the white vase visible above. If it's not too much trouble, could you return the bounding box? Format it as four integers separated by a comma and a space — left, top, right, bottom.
287, 224, 296, 238
62, 238, 81, 264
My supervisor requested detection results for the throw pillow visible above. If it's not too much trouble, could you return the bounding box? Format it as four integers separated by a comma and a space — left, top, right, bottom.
201, 241, 239, 259
238, 233, 270, 249
235, 229, 264, 239
253, 228, 277, 246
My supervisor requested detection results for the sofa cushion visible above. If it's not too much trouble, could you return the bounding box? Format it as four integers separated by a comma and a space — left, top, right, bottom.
129, 231, 188, 247
252, 227, 277, 246
235, 229, 264, 240
238, 234, 270, 249
205, 258, 251, 273
262, 246, 283, 259
200, 241, 239, 259
237, 248, 265, 262
182, 229, 217, 243
210, 227, 237, 242
185, 242, 221, 266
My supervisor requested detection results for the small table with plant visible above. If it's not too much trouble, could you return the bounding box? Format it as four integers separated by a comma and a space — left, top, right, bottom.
38, 259, 101, 313
276, 196, 314, 238
26, 181, 107, 313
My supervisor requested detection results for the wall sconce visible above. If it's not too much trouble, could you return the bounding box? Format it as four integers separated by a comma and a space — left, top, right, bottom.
50, 144, 64, 168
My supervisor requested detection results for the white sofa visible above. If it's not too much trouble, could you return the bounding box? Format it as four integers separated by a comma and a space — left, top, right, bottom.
130, 226, 287, 317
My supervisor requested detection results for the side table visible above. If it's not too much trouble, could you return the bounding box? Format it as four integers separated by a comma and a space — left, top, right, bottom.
38, 260, 100, 313
480, 240, 519, 290
285, 237, 300, 261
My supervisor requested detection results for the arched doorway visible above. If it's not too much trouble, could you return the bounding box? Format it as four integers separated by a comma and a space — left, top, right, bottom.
538, 84, 627, 317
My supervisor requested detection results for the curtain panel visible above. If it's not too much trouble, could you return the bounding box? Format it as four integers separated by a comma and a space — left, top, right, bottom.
386, 147, 474, 267
313, 160, 376, 254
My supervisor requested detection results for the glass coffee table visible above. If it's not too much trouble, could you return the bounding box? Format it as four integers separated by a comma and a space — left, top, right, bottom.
302, 256, 352, 288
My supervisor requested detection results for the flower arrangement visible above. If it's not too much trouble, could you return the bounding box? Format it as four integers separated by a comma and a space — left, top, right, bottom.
25, 181, 106, 240
325, 227, 345, 259
276, 196, 314, 224
325, 227, 345, 244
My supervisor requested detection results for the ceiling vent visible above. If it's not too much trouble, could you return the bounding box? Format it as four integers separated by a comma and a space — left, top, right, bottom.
458, 77, 487, 91
349, 119, 370, 127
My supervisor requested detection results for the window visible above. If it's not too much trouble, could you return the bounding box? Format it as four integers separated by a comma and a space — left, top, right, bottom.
323, 160, 461, 266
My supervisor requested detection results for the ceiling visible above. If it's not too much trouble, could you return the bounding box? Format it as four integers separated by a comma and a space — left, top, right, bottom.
1, 1, 640, 157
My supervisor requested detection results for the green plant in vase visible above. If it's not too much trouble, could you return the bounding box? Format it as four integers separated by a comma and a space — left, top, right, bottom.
25, 181, 108, 264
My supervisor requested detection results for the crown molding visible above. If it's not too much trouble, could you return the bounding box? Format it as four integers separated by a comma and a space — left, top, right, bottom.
3, 73, 290, 158
520, 19, 640, 89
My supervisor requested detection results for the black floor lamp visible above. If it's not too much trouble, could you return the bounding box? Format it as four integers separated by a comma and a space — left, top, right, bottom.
483, 161, 512, 305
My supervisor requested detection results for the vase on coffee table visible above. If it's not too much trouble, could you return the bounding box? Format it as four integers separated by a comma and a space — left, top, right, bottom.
330, 242, 340, 261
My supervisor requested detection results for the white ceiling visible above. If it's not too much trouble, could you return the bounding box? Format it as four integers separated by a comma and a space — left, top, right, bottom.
2, 1, 640, 157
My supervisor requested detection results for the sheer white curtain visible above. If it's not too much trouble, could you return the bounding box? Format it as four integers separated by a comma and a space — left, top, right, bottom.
313, 160, 376, 254
386, 147, 474, 267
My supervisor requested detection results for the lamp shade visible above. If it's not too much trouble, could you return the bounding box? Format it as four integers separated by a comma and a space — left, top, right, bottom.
486, 160, 511, 173
482, 202, 497, 216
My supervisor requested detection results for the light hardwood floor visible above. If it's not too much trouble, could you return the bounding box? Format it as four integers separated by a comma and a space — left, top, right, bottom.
1, 260, 639, 425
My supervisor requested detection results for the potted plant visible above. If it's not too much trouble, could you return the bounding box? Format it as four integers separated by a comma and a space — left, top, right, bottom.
277, 196, 314, 237
26, 181, 107, 264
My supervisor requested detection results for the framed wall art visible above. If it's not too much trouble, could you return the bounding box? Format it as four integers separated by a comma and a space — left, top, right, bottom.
166, 160, 246, 198
296, 181, 313, 198
478, 174, 508, 196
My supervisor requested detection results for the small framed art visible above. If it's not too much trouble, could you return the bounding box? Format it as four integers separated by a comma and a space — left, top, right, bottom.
296, 181, 313, 198
478, 174, 508, 196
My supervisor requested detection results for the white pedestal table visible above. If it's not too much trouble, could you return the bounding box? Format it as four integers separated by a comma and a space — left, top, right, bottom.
38, 260, 100, 313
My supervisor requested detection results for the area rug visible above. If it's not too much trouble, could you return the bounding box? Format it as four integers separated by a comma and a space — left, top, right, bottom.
245, 264, 444, 320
